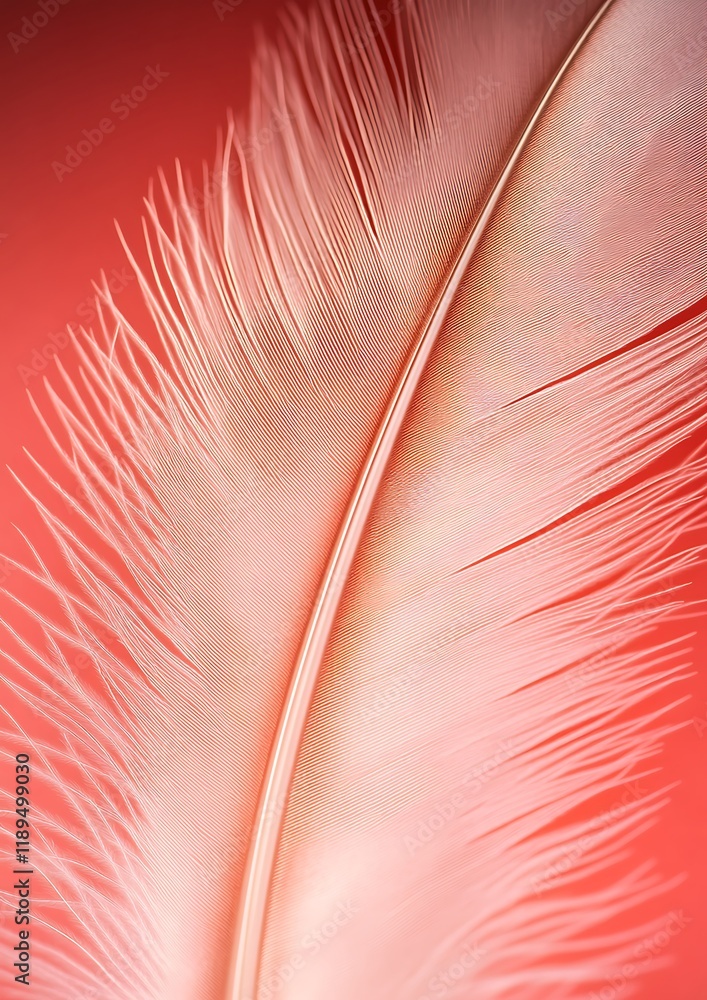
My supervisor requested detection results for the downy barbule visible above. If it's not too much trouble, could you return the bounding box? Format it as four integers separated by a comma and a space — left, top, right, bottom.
1, 0, 706, 998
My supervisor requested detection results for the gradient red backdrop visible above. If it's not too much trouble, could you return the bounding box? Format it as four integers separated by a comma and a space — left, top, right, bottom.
0, 1, 704, 997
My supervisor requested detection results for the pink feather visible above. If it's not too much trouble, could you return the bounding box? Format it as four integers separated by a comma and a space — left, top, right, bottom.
1, 0, 705, 998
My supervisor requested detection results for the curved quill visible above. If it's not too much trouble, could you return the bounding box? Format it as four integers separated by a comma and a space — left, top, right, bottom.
228, 4, 617, 997
0, 0, 705, 998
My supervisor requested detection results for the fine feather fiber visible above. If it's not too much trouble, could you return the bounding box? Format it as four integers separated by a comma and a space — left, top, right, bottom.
0, 0, 706, 998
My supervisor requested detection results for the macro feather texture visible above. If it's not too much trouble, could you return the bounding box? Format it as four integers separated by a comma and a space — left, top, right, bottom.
0, 0, 706, 998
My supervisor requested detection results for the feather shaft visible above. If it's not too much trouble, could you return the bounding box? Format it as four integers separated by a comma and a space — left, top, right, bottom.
228, 3, 616, 995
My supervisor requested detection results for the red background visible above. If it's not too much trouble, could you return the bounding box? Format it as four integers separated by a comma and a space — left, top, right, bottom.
0, 1, 704, 997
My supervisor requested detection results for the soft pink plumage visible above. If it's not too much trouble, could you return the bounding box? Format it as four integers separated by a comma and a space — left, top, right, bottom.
1, 0, 705, 998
